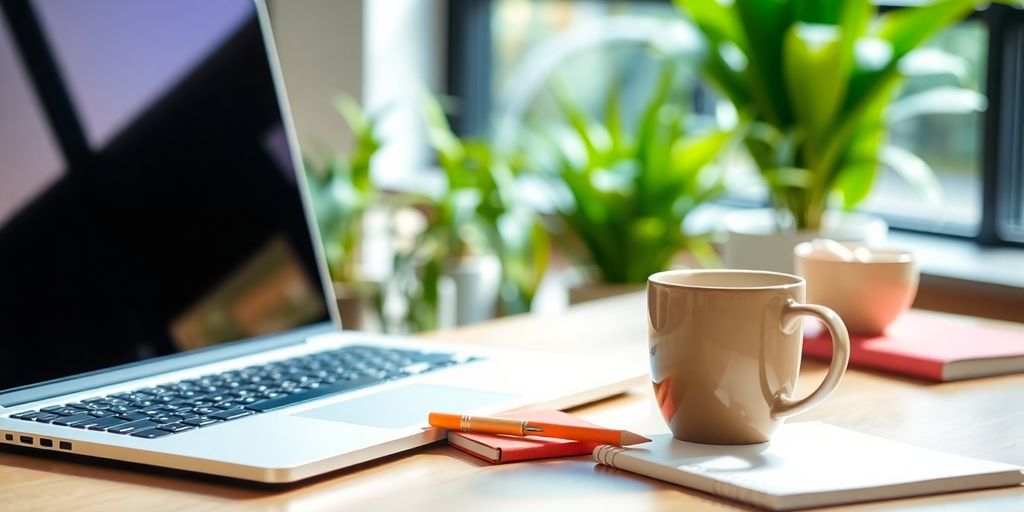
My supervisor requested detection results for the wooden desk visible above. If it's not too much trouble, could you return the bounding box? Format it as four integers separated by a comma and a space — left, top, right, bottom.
3, 293, 1024, 511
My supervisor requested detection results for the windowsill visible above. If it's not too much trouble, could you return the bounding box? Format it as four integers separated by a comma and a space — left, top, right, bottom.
684, 203, 1024, 322
886, 231, 1024, 323
888, 231, 1024, 290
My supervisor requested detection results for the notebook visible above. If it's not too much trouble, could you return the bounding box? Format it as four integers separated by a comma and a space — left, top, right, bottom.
447, 410, 599, 464
803, 312, 1024, 381
593, 422, 1024, 511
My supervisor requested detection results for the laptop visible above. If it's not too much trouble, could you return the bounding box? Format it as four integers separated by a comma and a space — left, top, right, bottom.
0, 0, 644, 482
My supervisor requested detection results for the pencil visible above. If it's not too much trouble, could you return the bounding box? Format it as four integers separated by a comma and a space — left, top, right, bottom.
428, 412, 651, 446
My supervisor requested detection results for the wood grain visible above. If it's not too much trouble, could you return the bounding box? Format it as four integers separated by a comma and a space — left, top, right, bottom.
2, 294, 1023, 511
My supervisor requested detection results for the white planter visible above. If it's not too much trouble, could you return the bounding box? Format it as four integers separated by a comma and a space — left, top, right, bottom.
723, 209, 888, 274
437, 255, 502, 328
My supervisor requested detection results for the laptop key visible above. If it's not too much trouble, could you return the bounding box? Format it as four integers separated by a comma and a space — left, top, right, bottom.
207, 408, 254, 421
48, 407, 80, 416
157, 423, 194, 433
117, 412, 149, 421
32, 413, 59, 423
108, 419, 161, 434
85, 416, 131, 431
51, 413, 97, 426
130, 428, 173, 439
245, 375, 381, 413
182, 417, 221, 427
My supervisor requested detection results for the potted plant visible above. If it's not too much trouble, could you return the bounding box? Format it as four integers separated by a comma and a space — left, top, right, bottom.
674, 0, 996, 272
388, 96, 550, 331
305, 96, 383, 329
531, 61, 732, 300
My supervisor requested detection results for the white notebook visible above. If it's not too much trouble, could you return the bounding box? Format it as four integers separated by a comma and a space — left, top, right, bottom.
593, 422, 1024, 510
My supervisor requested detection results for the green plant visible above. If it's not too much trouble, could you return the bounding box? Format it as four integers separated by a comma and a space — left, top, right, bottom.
675, 0, 1005, 229
538, 62, 731, 284
392, 96, 550, 331
305, 96, 380, 283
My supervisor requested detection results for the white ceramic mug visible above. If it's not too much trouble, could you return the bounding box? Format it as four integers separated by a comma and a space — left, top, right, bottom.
648, 270, 850, 444
794, 241, 919, 335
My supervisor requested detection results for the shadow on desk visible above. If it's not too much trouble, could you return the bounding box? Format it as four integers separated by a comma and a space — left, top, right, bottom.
0, 441, 425, 498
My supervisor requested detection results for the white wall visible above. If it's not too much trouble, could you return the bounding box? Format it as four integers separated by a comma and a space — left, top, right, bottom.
267, 0, 364, 163
268, 0, 445, 183
364, 0, 446, 188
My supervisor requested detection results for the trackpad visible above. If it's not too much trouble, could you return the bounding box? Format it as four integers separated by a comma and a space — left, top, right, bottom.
295, 384, 516, 428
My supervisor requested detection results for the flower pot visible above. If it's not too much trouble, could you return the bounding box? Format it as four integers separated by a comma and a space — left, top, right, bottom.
437, 255, 502, 328
723, 209, 888, 274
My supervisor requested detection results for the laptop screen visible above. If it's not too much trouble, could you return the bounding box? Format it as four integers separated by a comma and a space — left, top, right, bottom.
0, 0, 331, 392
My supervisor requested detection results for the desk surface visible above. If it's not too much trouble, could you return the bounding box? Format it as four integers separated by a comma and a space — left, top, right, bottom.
3, 293, 1024, 511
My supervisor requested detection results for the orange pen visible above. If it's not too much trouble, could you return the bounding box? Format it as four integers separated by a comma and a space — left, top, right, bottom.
428, 412, 651, 446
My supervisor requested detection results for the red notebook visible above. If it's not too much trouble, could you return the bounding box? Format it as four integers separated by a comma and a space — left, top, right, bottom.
803, 311, 1024, 382
446, 410, 600, 464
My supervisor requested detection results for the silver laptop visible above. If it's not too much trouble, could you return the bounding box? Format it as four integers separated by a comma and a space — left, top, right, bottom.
0, 0, 644, 482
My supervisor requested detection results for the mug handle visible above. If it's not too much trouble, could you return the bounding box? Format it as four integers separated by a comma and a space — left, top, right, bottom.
770, 300, 850, 420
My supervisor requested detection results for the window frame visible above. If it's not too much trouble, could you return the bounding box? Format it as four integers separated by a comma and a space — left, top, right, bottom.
446, 0, 1024, 248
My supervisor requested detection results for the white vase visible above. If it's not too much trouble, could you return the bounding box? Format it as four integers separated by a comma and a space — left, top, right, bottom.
723, 209, 888, 274
437, 255, 502, 328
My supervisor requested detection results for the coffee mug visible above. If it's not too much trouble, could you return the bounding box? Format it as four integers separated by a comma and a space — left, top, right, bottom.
794, 240, 918, 335
647, 270, 850, 445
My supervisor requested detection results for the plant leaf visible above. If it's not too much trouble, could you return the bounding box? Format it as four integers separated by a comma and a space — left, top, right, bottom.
674, 0, 749, 53
783, 23, 844, 135
552, 80, 603, 165
832, 161, 879, 209
604, 79, 626, 158
879, 145, 943, 208
886, 86, 987, 124
899, 47, 971, 84
792, 0, 844, 24
636, 63, 677, 165
763, 167, 815, 189
875, 0, 980, 59
670, 130, 732, 178
422, 94, 464, 166
673, 0, 753, 106
733, 0, 795, 126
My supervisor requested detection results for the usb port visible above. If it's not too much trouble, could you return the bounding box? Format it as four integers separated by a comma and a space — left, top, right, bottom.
40, 438, 53, 448
19, 435, 33, 445
59, 441, 72, 450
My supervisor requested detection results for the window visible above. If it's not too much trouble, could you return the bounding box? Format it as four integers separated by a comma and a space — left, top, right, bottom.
0, 16, 63, 222
449, 0, 1024, 247
33, 0, 251, 148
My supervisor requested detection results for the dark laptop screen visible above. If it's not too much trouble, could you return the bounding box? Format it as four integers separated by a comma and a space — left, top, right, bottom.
0, 0, 331, 391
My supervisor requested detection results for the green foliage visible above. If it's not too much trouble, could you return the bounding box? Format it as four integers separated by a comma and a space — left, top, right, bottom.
305, 95, 380, 283
540, 63, 731, 284
674, 0, 1003, 229
394, 95, 551, 330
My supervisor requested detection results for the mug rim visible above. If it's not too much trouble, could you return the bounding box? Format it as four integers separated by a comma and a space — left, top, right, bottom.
648, 269, 804, 291
793, 241, 914, 264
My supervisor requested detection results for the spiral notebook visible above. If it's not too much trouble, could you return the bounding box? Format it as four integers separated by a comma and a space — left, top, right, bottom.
594, 422, 1023, 511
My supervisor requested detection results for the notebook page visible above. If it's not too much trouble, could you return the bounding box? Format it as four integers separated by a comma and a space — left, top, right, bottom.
595, 422, 1024, 509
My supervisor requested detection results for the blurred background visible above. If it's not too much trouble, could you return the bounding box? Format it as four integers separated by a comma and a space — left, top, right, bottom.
2, 0, 1022, 340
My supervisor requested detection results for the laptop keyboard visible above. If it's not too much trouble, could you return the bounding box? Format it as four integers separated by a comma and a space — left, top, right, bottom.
8, 344, 477, 439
